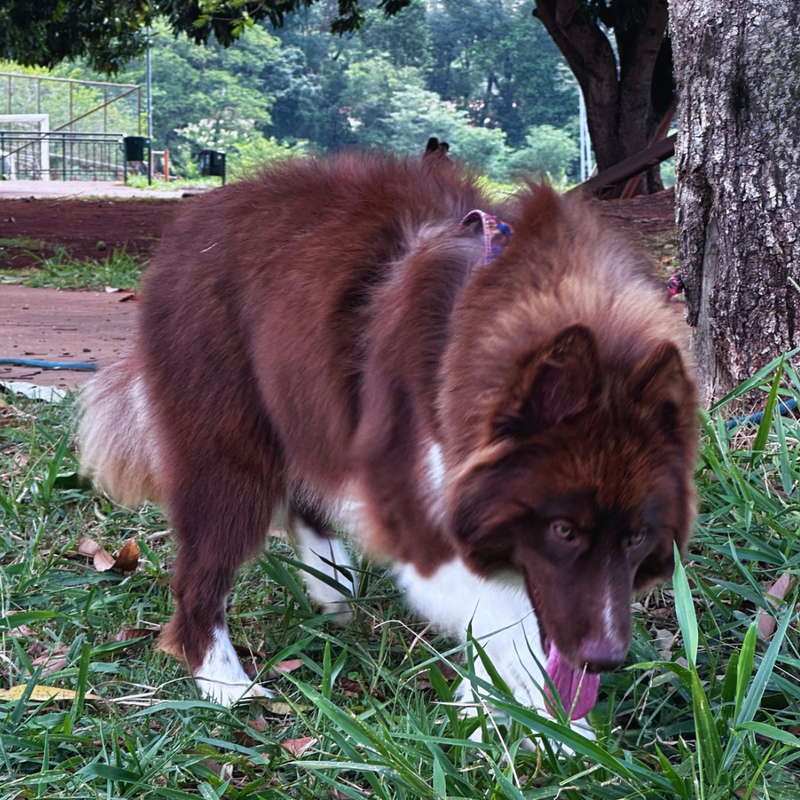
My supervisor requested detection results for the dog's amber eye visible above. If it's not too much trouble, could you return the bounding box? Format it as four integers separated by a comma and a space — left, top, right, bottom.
551, 520, 575, 541
629, 527, 647, 546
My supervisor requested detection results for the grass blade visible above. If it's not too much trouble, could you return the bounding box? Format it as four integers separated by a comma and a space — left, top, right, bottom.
723, 604, 795, 769
690, 664, 722, 777
672, 542, 698, 667
709, 349, 798, 412
752, 360, 783, 452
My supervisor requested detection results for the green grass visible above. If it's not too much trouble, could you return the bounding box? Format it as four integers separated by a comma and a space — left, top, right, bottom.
1, 360, 799, 799
0, 237, 47, 253
125, 175, 222, 192
1, 247, 145, 291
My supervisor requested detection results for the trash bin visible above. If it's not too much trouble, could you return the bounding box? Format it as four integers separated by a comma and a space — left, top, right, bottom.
122, 136, 151, 185
123, 136, 149, 162
198, 149, 226, 184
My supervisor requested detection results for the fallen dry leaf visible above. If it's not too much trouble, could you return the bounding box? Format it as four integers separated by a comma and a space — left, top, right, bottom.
0, 684, 101, 702
9, 624, 35, 637
263, 700, 311, 715
338, 677, 361, 697
435, 660, 458, 681
30, 646, 69, 678
232, 643, 267, 659
757, 572, 795, 640
34, 658, 68, 678
77, 536, 116, 571
76, 536, 140, 573
200, 760, 233, 780
248, 714, 267, 733
337, 677, 386, 701
111, 628, 159, 642
268, 658, 302, 678
280, 736, 316, 757
114, 539, 141, 572
264, 701, 296, 716
652, 626, 678, 660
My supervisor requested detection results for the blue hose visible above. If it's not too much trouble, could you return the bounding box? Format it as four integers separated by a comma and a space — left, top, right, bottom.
724, 397, 798, 430
0, 358, 98, 372
0, 356, 797, 428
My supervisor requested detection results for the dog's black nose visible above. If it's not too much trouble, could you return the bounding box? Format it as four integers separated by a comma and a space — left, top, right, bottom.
579, 639, 628, 672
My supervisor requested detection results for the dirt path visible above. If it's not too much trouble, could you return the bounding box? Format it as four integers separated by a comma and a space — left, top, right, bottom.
0, 189, 676, 391
0, 285, 136, 389
0, 195, 183, 269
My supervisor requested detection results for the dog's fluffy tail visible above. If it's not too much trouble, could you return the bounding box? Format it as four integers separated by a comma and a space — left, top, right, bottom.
78, 354, 164, 508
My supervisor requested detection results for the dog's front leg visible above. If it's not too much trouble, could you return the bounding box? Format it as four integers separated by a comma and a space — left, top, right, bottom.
286, 501, 356, 623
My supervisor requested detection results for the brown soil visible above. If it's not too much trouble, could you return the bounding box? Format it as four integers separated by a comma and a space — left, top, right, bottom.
0, 285, 137, 389
0, 196, 181, 269
0, 189, 676, 391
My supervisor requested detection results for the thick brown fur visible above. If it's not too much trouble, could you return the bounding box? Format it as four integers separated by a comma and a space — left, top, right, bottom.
79, 152, 696, 683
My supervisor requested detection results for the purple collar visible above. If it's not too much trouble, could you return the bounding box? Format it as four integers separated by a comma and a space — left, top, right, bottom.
461, 210, 513, 264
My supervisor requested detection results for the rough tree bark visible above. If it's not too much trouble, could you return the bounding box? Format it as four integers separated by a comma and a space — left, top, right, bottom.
534, 0, 674, 194
671, 0, 800, 406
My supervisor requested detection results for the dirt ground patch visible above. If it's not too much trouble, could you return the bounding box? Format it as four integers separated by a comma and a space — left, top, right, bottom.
0, 196, 182, 269
0, 189, 676, 271
0, 189, 676, 391
0, 285, 137, 389
592, 188, 676, 242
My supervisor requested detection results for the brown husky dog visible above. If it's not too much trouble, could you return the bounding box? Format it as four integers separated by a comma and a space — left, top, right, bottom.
79, 153, 697, 733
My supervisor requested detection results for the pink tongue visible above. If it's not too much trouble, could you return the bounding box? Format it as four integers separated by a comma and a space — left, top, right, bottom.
544, 645, 600, 720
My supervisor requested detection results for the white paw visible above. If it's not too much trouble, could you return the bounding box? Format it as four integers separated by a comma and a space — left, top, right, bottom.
197, 676, 274, 707
292, 520, 356, 624
195, 626, 274, 707
318, 599, 355, 625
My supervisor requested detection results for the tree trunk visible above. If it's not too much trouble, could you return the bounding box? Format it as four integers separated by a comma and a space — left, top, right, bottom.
671, 0, 800, 406
534, 0, 673, 195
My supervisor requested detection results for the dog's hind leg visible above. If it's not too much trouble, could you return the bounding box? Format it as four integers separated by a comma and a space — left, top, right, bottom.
159, 432, 285, 706
286, 502, 356, 624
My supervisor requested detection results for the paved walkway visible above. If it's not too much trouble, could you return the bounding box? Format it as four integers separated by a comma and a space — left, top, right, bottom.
0, 179, 199, 200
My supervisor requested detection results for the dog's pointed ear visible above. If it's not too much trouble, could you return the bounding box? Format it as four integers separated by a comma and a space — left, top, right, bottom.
627, 342, 690, 412
492, 324, 601, 440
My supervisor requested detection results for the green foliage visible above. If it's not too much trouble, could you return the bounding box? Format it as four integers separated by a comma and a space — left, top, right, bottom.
227, 136, 308, 179
0, 61, 139, 134
426, 0, 577, 145
259, 0, 579, 177
338, 58, 424, 147
0, 0, 150, 74
387, 85, 508, 178
504, 124, 580, 181
4, 0, 583, 182
0, 0, 412, 75
112, 20, 282, 174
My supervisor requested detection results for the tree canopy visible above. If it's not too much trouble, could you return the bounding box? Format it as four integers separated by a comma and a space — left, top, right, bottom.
0, 0, 410, 73
1, 0, 674, 193
5, 1, 575, 182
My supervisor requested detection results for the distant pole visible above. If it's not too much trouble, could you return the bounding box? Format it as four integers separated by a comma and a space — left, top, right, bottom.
578, 89, 594, 183
146, 25, 153, 185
